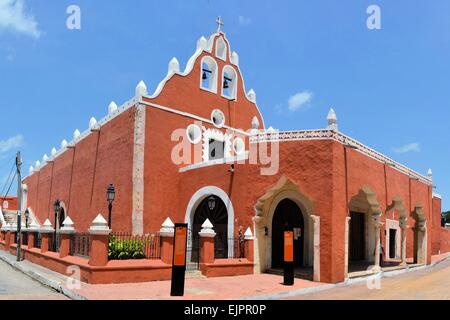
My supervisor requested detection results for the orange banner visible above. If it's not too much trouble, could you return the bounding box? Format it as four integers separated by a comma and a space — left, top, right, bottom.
174, 226, 187, 266
284, 231, 294, 263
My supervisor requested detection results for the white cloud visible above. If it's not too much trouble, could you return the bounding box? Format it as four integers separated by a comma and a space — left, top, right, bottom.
238, 16, 251, 26
0, 0, 41, 39
288, 91, 313, 111
0, 134, 24, 154
392, 142, 421, 154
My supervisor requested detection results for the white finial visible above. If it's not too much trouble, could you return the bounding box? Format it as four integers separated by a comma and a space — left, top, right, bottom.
247, 89, 256, 103
135, 80, 148, 96
244, 227, 254, 240
89, 117, 98, 130
51, 147, 57, 157
73, 129, 81, 140
89, 214, 111, 234
197, 36, 207, 50
42, 154, 49, 162
199, 218, 216, 237
60, 216, 75, 233
216, 16, 224, 33
41, 219, 54, 233
427, 169, 433, 179
108, 101, 118, 114
160, 217, 175, 237
35, 160, 41, 169
61, 139, 68, 149
29, 165, 34, 174
231, 51, 239, 65
327, 108, 338, 131
168, 57, 180, 74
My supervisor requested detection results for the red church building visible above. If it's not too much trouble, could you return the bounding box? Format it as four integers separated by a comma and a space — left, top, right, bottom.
13, 25, 450, 284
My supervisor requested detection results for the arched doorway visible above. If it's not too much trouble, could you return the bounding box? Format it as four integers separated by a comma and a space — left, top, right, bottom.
271, 199, 304, 268
192, 195, 229, 259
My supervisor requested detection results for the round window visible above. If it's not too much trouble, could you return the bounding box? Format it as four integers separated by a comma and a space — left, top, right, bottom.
233, 137, 245, 155
211, 109, 225, 128
186, 124, 202, 144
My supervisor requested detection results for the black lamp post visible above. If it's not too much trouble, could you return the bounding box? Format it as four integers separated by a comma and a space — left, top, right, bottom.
107, 184, 115, 229
25, 208, 29, 229
53, 200, 61, 252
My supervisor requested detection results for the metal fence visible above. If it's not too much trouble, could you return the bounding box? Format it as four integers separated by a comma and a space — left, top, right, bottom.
34, 232, 42, 249
22, 232, 28, 246
108, 232, 161, 260
70, 233, 90, 258
48, 233, 60, 252
215, 237, 246, 259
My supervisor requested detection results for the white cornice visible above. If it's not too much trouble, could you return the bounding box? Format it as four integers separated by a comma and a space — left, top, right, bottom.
251, 129, 432, 185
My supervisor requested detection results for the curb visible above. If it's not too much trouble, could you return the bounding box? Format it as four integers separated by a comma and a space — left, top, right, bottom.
242, 254, 450, 300
0, 253, 87, 300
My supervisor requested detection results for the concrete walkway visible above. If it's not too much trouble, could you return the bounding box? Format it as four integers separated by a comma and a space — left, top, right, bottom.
0, 250, 448, 300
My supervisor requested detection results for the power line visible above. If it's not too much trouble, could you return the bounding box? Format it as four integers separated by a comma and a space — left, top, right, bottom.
0, 161, 16, 197
1, 171, 17, 202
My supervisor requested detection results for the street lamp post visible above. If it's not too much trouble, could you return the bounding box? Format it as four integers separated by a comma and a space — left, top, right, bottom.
107, 184, 115, 229
53, 200, 61, 252
25, 208, 29, 229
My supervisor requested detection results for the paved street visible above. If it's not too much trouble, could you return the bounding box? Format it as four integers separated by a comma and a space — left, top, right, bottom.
287, 259, 450, 300
0, 260, 67, 300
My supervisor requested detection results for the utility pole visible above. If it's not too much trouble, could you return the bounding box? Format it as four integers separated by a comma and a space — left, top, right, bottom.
16, 151, 22, 261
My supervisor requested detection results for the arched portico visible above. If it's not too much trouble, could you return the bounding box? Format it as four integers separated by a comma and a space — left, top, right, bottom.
346, 186, 383, 276
185, 186, 235, 259
253, 176, 320, 281
385, 196, 408, 265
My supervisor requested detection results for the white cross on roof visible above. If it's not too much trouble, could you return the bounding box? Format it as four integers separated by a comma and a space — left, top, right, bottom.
216, 16, 224, 33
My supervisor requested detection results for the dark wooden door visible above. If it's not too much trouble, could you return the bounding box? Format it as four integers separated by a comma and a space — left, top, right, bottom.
271, 199, 304, 268
389, 229, 396, 259
349, 212, 365, 261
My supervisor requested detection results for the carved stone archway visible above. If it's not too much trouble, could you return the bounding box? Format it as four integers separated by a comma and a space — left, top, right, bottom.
346, 186, 383, 276
253, 175, 320, 281
385, 196, 408, 265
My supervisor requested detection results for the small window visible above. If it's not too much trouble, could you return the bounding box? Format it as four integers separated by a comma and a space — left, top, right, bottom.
186, 124, 202, 144
209, 139, 225, 160
216, 37, 227, 61
211, 109, 225, 128
222, 66, 237, 100
233, 138, 245, 155
200, 56, 218, 93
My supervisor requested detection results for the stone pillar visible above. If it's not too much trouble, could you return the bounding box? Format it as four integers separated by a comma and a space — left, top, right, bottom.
244, 227, 254, 262
311, 215, 321, 282
3, 224, 11, 251
416, 221, 427, 265
372, 213, 383, 272
199, 219, 216, 264
400, 218, 408, 266
40, 219, 55, 254
344, 216, 351, 279
27, 222, 39, 250
159, 218, 175, 264
59, 216, 76, 258
88, 214, 112, 267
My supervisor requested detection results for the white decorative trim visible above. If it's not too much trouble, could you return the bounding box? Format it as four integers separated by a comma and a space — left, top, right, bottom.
221, 65, 238, 101
215, 36, 227, 61
202, 128, 232, 162
433, 192, 442, 199
233, 137, 245, 155
132, 104, 146, 235
250, 129, 432, 185
199, 56, 218, 94
179, 153, 248, 173
185, 186, 234, 258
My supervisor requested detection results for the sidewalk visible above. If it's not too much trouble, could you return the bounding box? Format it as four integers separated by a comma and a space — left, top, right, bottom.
0, 250, 448, 300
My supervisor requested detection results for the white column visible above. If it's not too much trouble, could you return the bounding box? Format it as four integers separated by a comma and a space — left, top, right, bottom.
400, 218, 408, 266
372, 213, 382, 272
310, 215, 320, 282
344, 216, 351, 279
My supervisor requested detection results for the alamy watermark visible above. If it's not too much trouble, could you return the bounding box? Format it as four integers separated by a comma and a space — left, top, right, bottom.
367, 4, 382, 30
66, 5, 81, 30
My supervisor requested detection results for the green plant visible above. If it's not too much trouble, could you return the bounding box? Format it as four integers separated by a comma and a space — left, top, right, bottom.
108, 235, 146, 260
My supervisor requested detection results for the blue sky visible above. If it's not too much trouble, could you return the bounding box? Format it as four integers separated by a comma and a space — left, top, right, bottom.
0, 0, 449, 210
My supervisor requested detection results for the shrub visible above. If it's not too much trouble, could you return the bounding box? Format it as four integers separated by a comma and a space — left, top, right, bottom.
108, 235, 146, 260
